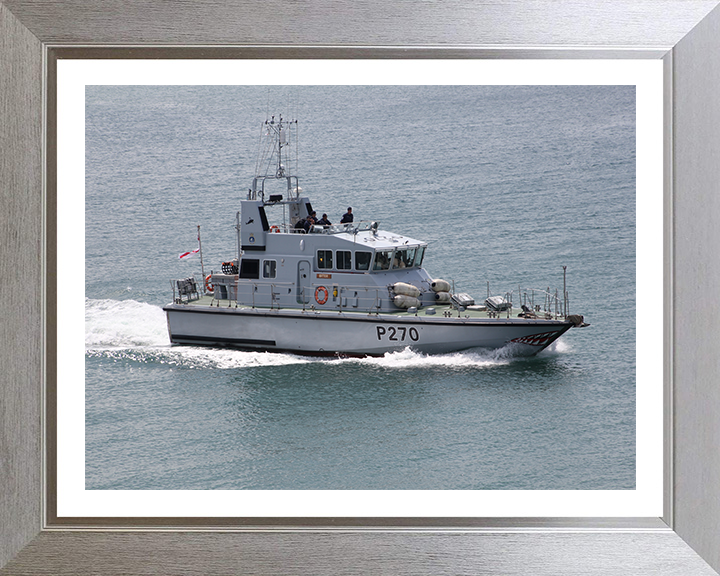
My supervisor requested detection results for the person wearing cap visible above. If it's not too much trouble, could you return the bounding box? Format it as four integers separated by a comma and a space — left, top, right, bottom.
294, 217, 307, 233
340, 207, 354, 223
302, 211, 317, 232
317, 213, 332, 227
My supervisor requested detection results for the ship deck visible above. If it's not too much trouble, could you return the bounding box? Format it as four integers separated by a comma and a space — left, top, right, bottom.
172, 295, 566, 323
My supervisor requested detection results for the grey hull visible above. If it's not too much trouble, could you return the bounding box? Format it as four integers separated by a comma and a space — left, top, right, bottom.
164, 305, 573, 357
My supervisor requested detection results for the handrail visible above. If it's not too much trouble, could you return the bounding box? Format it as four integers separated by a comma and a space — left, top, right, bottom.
229, 279, 387, 311
277, 220, 379, 235
508, 287, 567, 319
171, 275, 201, 304
172, 275, 569, 319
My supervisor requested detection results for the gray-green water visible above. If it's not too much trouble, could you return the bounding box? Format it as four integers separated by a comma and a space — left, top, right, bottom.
85, 85, 635, 490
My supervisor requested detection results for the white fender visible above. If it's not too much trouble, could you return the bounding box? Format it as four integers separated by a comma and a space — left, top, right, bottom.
434, 291, 452, 303
393, 294, 421, 309
392, 282, 420, 298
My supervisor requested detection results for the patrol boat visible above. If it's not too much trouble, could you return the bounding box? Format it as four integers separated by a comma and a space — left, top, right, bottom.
164, 116, 588, 357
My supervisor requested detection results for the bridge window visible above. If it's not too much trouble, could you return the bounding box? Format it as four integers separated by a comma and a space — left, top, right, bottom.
239, 259, 260, 279
355, 251, 372, 271
336, 250, 352, 270
392, 247, 417, 269
263, 260, 277, 279
414, 246, 426, 267
373, 250, 393, 271
317, 250, 333, 269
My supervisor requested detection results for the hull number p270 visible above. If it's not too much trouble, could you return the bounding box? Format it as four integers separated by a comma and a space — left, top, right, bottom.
376, 326, 420, 342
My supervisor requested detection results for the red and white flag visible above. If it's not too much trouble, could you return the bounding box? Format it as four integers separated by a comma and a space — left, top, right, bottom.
178, 248, 200, 260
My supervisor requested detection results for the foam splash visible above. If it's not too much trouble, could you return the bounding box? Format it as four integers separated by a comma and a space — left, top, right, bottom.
356, 338, 569, 370
85, 298, 316, 369
545, 338, 571, 355
85, 346, 314, 369
85, 298, 169, 348
358, 347, 513, 369
85, 298, 570, 370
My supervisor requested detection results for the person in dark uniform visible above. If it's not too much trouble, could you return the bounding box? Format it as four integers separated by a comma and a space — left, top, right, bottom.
298, 211, 316, 233
317, 213, 332, 227
340, 207, 353, 223
294, 217, 307, 233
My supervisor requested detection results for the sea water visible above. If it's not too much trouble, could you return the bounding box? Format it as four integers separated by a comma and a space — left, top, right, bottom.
85, 85, 636, 490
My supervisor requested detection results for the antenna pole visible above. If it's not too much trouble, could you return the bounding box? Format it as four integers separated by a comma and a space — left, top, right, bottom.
198, 225, 206, 286
236, 211, 241, 265
563, 265, 567, 318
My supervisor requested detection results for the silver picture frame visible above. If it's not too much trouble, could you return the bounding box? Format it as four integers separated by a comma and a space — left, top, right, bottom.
2, 1, 720, 574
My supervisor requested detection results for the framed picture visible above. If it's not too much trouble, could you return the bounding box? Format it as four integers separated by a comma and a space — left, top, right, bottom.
2, 2, 720, 574
59, 61, 662, 521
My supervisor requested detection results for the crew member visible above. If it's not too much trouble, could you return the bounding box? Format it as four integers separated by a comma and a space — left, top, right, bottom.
340, 207, 353, 223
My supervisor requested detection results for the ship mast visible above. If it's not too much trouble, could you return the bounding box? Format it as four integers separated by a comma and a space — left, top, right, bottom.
250, 115, 299, 202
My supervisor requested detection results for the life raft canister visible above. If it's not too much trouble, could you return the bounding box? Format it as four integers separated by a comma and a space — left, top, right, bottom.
315, 285, 329, 305
205, 274, 214, 293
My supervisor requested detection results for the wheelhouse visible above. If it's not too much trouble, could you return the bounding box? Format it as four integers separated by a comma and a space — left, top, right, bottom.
315, 245, 426, 274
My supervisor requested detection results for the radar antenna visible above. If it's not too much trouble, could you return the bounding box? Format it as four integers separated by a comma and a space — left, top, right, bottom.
250, 115, 299, 202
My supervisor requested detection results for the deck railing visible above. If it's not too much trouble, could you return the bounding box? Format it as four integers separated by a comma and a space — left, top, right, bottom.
273, 220, 377, 235
172, 275, 570, 320
222, 280, 386, 312
170, 275, 201, 304
511, 287, 568, 319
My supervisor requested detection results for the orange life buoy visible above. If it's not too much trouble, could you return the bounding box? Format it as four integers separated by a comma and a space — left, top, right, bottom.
205, 274, 214, 293
269, 225, 280, 233
315, 286, 329, 305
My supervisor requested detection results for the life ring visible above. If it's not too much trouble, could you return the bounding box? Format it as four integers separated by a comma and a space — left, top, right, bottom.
269, 225, 280, 233
315, 286, 329, 305
205, 274, 214, 293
